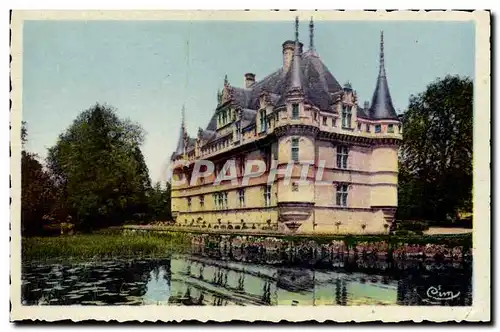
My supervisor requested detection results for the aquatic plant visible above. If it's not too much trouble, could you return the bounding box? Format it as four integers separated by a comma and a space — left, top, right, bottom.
22, 232, 191, 261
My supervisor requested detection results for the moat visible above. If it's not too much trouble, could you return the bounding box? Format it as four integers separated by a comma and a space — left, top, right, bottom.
21, 234, 472, 306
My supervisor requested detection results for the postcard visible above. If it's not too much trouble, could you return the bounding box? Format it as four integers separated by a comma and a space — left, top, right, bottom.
10, 10, 490, 322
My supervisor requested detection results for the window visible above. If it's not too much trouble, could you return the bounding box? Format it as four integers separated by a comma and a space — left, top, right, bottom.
264, 185, 272, 206
375, 124, 381, 133
336, 183, 349, 207
388, 124, 394, 133
218, 193, 223, 209
238, 189, 245, 207
292, 103, 299, 119
291, 137, 299, 162
223, 192, 228, 209
222, 110, 227, 125
366, 124, 370, 133
357, 122, 362, 131
292, 182, 299, 192
322, 116, 327, 126
332, 118, 337, 127
264, 147, 272, 170
398, 124, 403, 134
238, 156, 246, 176
213, 193, 218, 209
260, 110, 267, 132
342, 105, 352, 128
336, 146, 349, 169
235, 122, 241, 140
187, 197, 192, 211
199, 196, 204, 209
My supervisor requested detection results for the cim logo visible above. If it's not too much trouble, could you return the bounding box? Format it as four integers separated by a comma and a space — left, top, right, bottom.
426, 285, 461, 301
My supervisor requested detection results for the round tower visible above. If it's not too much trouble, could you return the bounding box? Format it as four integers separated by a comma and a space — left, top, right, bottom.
275, 17, 319, 232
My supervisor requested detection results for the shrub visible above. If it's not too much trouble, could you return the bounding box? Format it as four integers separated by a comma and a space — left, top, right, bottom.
397, 220, 429, 232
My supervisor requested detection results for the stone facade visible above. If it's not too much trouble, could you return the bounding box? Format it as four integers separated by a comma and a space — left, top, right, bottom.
170, 18, 402, 234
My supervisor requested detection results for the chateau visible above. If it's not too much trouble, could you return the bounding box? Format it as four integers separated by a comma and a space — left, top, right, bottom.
170, 18, 402, 234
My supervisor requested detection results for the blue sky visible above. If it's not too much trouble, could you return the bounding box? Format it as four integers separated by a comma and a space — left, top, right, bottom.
23, 20, 474, 183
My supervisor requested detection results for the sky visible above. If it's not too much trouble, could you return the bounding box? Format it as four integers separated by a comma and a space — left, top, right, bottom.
22, 19, 475, 184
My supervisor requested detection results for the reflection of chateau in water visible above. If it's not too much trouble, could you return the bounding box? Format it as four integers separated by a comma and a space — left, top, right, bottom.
166, 256, 398, 305
22, 253, 472, 306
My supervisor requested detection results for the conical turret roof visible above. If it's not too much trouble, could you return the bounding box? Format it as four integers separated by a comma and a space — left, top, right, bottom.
171, 106, 189, 160
368, 31, 399, 120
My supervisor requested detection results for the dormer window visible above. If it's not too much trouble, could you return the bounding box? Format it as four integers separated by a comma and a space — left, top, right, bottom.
222, 110, 228, 124
375, 124, 381, 133
260, 109, 267, 132
235, 122, 241, 140
342, 105, 352, 128
292, 103, 299, 119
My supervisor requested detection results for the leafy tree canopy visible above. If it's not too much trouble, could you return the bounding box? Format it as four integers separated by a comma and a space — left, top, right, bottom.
47, 103, 151, 230
398, 75, 473, 222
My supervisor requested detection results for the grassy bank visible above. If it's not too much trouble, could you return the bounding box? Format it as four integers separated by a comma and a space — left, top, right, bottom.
22, 232, 192, 262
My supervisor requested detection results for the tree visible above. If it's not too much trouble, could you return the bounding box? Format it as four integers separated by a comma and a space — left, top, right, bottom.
46, 103, 151, 230
21, 122, 56, 235
148, 181, 172, 222
398, 75, 473, 222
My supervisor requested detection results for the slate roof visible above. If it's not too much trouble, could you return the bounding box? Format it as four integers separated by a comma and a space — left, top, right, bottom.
368, 70, 398, 120
228, 49, 342, 112
368, 32, 399, 120
172, 28, 399, 160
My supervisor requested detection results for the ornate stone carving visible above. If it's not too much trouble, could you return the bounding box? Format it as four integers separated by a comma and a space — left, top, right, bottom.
216, 89, 223, 105
278, 202, 314, 231
220, 74, 232, 104
259, 90, 269, 109
275, 124, 320, 138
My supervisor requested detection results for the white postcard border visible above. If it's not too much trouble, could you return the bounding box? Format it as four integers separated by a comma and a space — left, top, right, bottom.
9, 10, 491, 322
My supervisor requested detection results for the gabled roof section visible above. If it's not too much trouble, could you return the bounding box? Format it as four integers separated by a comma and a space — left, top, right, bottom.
368, 31, 398, 120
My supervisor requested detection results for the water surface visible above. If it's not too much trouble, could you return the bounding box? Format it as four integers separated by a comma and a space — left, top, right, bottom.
22, 253, 472, 306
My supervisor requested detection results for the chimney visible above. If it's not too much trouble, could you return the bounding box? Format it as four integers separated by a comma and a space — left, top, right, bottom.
282, 40, 303, 71
244, 73, 255, 88
364, 101, 370, 110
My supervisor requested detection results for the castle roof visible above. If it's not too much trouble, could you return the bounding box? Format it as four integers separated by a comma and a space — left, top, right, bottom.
227, 50, 342, 112
172, 21, 399, 160
368, 31, 398, 120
